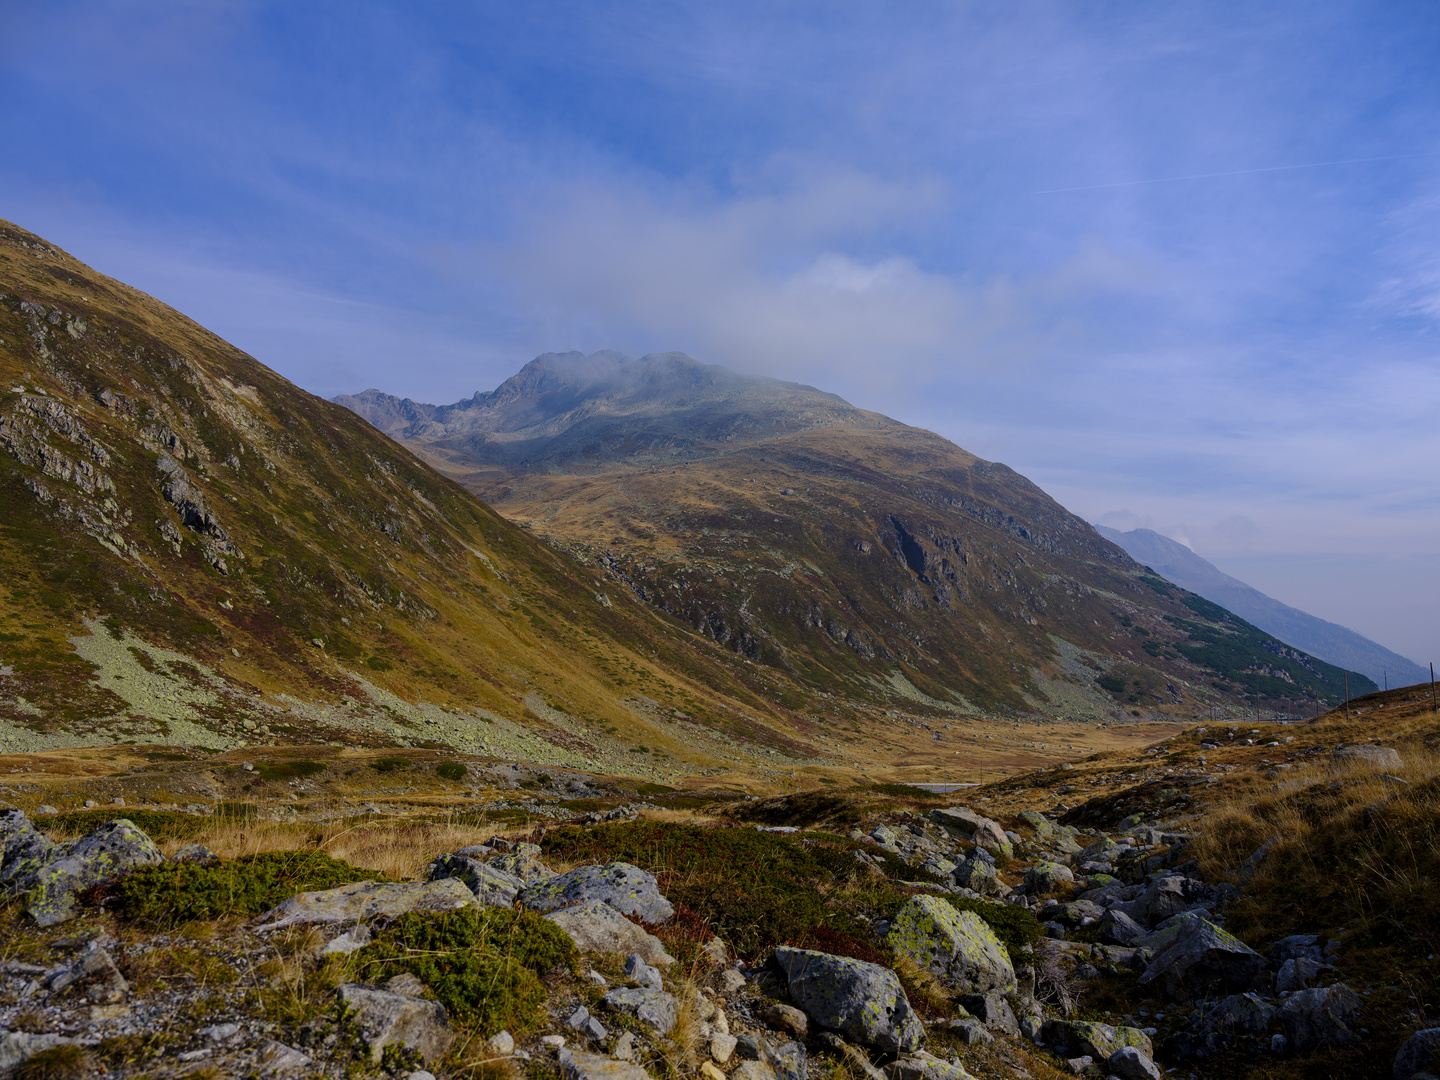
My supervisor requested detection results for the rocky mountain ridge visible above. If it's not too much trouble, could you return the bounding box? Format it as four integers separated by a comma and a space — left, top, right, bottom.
341, 353, 1374, 720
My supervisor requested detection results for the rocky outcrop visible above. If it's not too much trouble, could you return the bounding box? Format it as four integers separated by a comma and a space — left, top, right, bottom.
886, 895, 1016, 994
519, 863, 674, 923
26, 819, 163, 926
0, 809, 59, 889
1394, 1028, 1440, 1080
256, 878, 475, 929
1041, 1020, 1152, 1062
602, 988, 678, 1035
427, 853, 525, 906
1137, 912, 1265, 1000
545, 900, 676, 967
772, 947, 923, 1053
1278, 983, 1361, 1052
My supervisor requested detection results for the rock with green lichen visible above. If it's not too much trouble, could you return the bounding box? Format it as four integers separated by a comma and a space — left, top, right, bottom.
1137, 911, 1264, 1000
0, 809, 59, 890
1023, 860, 1074, 893
337, 981, 456, 1063
1041, 1019, 1153, 1061
26, 818, 162, 926
882, 1050, 978, 1080
427, 854, 522, 906
887, 895, 1016, 995
772, 946, 923, 1053
518, 862, 673, 924
257, 877, 475, 929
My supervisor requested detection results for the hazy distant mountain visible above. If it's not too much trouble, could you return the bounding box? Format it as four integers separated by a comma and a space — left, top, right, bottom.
1096, 526, 1427, 688
341, 351, 1373, 715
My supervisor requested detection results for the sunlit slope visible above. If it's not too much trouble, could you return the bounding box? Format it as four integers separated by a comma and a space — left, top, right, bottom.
0, 221, 827, 763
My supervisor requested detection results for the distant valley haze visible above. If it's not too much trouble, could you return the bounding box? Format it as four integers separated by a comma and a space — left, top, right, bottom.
3, 2, 1436, 671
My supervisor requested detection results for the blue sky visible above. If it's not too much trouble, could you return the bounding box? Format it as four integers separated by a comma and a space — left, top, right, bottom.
3, 1, 1438, 667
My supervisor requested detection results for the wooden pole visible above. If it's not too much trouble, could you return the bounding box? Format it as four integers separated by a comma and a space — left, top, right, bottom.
1432, 662, 1437, 715
1344, 671, 1350, 721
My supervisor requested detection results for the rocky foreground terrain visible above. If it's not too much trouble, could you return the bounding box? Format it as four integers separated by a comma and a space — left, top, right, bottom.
1, 686, 1437, 1080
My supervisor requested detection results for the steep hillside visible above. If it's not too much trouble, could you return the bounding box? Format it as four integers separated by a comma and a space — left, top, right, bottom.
0, 221, 873, 773
1097, 525, 1426, 688
340, 352, 1371, 722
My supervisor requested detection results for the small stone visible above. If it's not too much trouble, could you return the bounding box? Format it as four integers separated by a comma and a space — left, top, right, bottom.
406, 1073, 438, 1080
566, 1006, 591, 1031
625, 953, 663, 991
35, 806, 57, 816
83, 800, 97, 808
337, 982, 455, 1063
171, 843, 219, 864
701, 1063, 727, 1080
487, 1031, 515, 1055
711, 1032, 738, 1063
759, 1003, 808, 1037
586, 970, 608, 986
1107, 1045, 1161, 1080
257, 1040, 313, 1071
542, 1035, 567, 1048
178, 1048, 212, 1062
199, 1023, 242, 1042
602, 987, 678, 1035
716, 968, 746, 993
558, 1047, 651, 1080
386, 972, 429, 997
611, 1031, 637, 1061
323, 925, 373, 956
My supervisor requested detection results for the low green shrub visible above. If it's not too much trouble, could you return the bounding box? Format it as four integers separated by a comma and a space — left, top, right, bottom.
115, 850, 382, 925
357, 906, 576, 1036
254, 759, 326, 782
436, 761, 467, 781
14, 1044, 91, 1080
50, 809, 205, 842
371, 757, 408, 773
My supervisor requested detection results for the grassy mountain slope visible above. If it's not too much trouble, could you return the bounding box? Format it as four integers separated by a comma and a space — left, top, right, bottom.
1096, 524, 1427, 687
340, 352, 1372, 722
0, 220, 865, 770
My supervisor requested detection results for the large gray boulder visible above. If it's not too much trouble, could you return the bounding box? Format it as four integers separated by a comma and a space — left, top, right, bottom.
546, 900, 675, 967
886, 895, 1016, 994
427, 854, 522, 906
256, 878, 474, 929
1279, 983, 1361, 1052
1132, 875, 1227, 928
1171, 992, 1277, 1057
0, 1033, 72, 1072
602, 988, 678, 1035
1395, 1028, 1440, 1080
772, 947, 923, 1053
337, 982, 455, 1063
519, 862, 674, 924
0, 809, 58, 890
26, 819, 163, 926
1137, 912, 1265, 1000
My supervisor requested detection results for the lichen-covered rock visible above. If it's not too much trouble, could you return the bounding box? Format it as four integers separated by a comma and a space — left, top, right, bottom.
1394, 1027, 1440, 1080
26, 818, 163, 926
49, 939, 128, 1004
1132, 875, 1226, 928
772, 947, 922, 1053
0, 809, 58, 890
428, 854, 522, 906
957, 993, 1020, 1036
519, 862, 674, 924
951, 856, 1002, 897
602, 987, 678, 1035
545, 900, 676, 967
1024, 861, 1074, 893
1279, 983, 1361, 1052
486, 852, 555, 883
170, 844, 219, 864
887, 895, 1016, 995
337, 982, 455, 1063
256, 878, 474, 929
1041, 1020, 1152, 1062
1138, 912, 1264, 1000
559, 1047, 655, 1080
1169, 992, 1276, 1057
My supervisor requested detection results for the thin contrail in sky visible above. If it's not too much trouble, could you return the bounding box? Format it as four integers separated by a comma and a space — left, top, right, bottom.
1031, 152, 1429, 195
